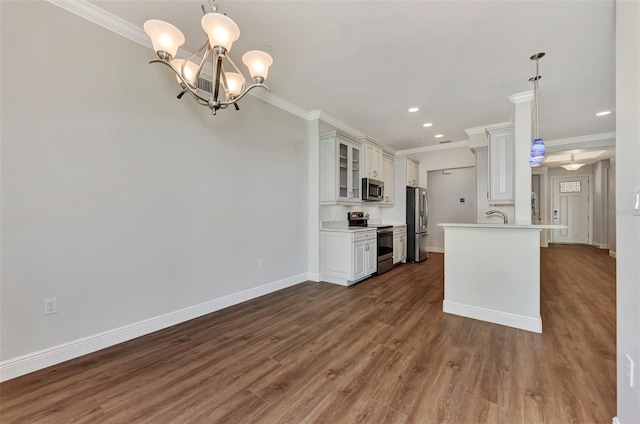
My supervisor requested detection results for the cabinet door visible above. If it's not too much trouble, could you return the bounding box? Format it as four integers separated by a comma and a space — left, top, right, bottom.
353, 240, 366, 280
393, 235, 400, 264
337, 142, 349, 201
365, 240, 377, 275
382, 155, 394, 205
400, 234, 407, 261
406, 161, 419, 187
350, 144, 362, 201
487, 125, 515, 204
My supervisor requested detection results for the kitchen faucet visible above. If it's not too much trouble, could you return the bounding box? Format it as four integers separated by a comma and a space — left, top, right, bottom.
486, 210, 508, 224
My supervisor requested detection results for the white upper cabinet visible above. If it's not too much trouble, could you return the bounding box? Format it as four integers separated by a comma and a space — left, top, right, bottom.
320, 131, 362, 205
382, 153, 394, 205
363, 140, 383, 180
486, 123, 515, 204
406, 158, 419, 187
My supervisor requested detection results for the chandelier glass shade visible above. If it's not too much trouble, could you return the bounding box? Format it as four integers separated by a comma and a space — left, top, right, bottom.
143, 0, 273, 115
560, 154, 586, 171
529, 52, 546, 166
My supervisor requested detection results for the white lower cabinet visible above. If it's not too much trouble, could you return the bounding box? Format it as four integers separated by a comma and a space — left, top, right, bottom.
393, 226, 407, 264
320, 230, 377, 286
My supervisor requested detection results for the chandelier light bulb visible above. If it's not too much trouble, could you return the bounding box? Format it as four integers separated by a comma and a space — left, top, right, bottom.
201, 13, 240, 52
171, 59, 199, 86
144, 20, 185, 60
225, 72, 246, 97
242, 50, 273, 81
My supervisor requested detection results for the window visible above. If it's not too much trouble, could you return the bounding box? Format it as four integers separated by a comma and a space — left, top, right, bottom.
559, 181, 581, 193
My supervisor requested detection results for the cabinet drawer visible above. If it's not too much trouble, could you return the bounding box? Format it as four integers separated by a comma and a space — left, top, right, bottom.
354, 231, 377, 242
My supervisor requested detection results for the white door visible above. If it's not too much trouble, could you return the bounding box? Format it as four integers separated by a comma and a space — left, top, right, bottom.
552, 176, 589, 244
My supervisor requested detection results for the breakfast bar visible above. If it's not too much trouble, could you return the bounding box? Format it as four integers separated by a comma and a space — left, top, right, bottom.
438, 223, 565, 333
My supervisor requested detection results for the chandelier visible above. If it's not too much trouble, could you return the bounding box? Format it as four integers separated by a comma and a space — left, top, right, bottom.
560, 154, 586, 171
529, 52, 546, 167
143, 0, 273, 115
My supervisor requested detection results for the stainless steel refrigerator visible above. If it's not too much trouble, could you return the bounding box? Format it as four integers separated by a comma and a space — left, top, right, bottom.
406, 187, 428, 262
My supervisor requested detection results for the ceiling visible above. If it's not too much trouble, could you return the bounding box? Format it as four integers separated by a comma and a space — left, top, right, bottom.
92, 0, 616, 151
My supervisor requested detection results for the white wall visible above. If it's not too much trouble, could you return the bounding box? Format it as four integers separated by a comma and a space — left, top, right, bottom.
0, 1, 308, 367
426, 168, 476, 250
615, 1, 640, 422
411, 147, 476, 172
607, 158, 616, 252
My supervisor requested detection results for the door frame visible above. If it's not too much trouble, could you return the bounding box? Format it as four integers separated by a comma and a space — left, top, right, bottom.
549, 174, 593, 245
532, 169, 548, 247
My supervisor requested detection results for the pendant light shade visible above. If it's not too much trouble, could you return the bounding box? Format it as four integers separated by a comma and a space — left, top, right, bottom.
530, 138, 546, 159
242, 50, 274, 81
560, 154, 586, 171
225, 72, 246, 97
144, 20, 185, 60
201, 13, 240, 52
171, 59, 199, 86
529, 155, 542, 167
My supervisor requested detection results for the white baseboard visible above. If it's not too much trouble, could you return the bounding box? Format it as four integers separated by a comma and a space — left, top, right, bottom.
308, 272, 322, 282
592, 241, 609, 249
612, 417, 620, 424
609, 250, 617, 258
0, 273, 309, 382
427, 246, 444, 253
443, 300, 542, 333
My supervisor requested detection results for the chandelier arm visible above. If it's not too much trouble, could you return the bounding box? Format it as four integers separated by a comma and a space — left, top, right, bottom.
224, 55, 244, 76
219, 63, 230, 99
218, 83, 270, 106
212, 53, 223, 105
149, 59, 210, 104
182, 88, 211, 106
187, 37, 211, 85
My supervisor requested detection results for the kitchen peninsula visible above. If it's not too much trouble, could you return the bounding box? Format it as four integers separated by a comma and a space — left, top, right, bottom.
438, 223, 565, 333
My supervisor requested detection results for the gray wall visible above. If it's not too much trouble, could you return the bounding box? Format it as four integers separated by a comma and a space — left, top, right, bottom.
1, 2, 308, 361
426, 167, 476, 250
615, 1, 640, 421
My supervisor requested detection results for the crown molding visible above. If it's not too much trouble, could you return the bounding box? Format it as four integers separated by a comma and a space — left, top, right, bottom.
508, 90, 534, 103
311, 111, 366, 140
544, 132, 616, 147
465, 121, 512, 136
396, 140, 470, 155
47, 0, 151, 50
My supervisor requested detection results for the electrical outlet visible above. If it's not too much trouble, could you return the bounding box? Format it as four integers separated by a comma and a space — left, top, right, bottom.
626, 354, 635, 388
258, 258, 265, 268
44, 298, 58, 315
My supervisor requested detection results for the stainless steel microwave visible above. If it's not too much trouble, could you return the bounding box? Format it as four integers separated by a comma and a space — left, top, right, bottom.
362, 178, 384, 201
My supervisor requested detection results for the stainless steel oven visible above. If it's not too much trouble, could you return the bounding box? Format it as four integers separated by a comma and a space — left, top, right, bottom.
374, 226, 394, 274
347, 212, 394, 276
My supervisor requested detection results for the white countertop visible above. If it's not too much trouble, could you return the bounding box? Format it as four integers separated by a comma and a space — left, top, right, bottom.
438, 223, 567, 229
320, 227, 377, 233
321, 221, 407, 233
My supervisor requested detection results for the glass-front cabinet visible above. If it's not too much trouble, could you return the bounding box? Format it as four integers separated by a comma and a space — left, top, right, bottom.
320, 131, 362, 204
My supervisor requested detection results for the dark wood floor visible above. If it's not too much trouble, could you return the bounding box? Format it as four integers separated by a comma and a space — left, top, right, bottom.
0, 244, 616, 423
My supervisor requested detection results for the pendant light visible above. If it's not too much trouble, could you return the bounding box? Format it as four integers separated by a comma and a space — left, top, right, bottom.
560, 154, 586, 171
529, 52, 546, 167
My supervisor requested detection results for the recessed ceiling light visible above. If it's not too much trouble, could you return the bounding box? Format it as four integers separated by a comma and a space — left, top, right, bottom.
423, 123, 433, 127
408, 107, 419, 113
435, 134, 444, 138
596, 110, 611, 116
